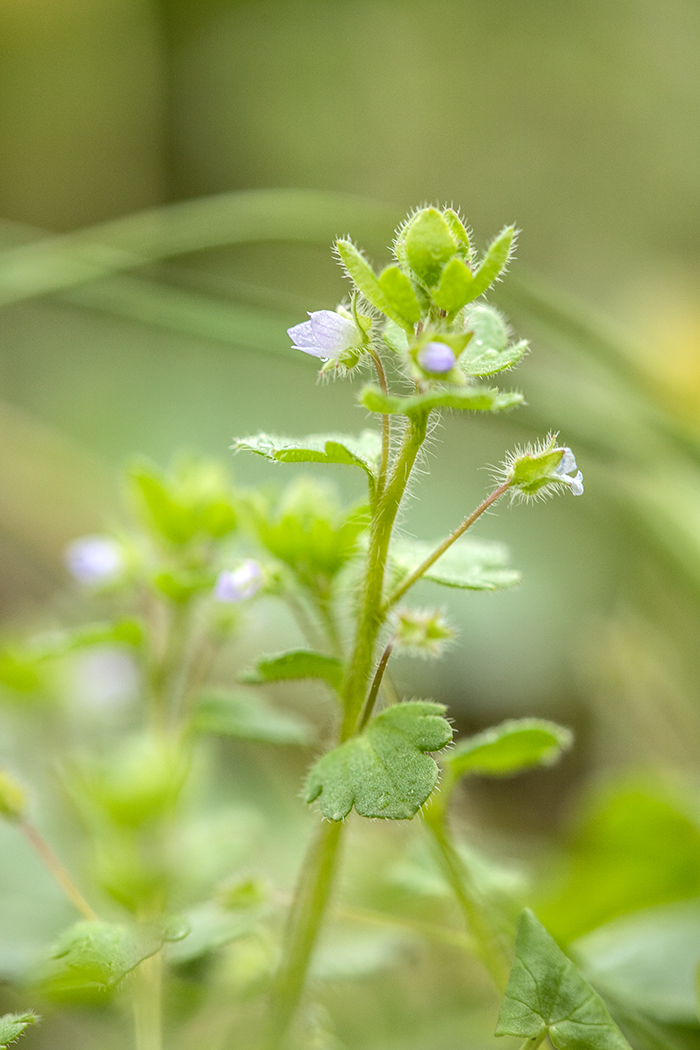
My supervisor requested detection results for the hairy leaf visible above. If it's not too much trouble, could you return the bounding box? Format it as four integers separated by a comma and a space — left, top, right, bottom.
432, 256, 475, 313
241, 649, 343, 691
390, 537, 520, 592
233, 431, 382, 486
192, 690, 314, 745
335, 240, 412, 330
448, 718, 572, 779
465, 225, 515, 302
360, 384, 523, 418
461, 303, 529, 376
403, 209, 457, 287
378, 266, 421, 326
305, 701, 452, 820
495, 909, 632, 1050
0, 1014, 39, 1049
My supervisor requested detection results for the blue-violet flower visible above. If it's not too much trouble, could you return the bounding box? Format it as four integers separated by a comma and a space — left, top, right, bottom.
417, 341, 457, 374
65, 536, 124, 585
288, 310, 361, 361
215, 560, 263, 603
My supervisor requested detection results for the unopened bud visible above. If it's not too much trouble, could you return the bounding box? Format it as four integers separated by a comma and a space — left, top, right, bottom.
501, 437, 584, 500
394, 608, 455, 657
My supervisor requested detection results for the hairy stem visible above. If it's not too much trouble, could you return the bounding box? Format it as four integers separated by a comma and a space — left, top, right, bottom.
369, 347, 391, 499
341, 414, 428, 740
386, 480, 511, 609
266, 819, 343, 1049
20, 820, 98, 922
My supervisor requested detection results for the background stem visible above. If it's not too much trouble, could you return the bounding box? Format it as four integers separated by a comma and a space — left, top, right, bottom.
133, 951, 163, 1050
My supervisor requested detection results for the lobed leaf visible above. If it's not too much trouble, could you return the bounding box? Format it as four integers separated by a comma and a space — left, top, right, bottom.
192, 690, 314, 745
390, 537, 520, 592
305, 701, 453, 820
0, 1014, 39, 1049
495, 909, 632, 1050
233, 431, 382, 485
447, 718, 572, 780
241, 649, 343, 691
360, 384, 523, 418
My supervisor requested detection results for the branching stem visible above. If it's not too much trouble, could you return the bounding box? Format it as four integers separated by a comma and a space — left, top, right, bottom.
386, 480, 511, 608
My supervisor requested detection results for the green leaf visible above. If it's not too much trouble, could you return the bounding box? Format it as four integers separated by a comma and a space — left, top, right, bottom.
461, 303, 529, 376
335, 239, 389, 313
192, 690, 314, 745
442, 209, 471, 255
360, 384, 523, 418
166, 901, 265, 964
432, 256, 475, 313
390, 537, 521, 592
233, 431, 382, 485
241, 649, 343, 691
382, 319, 410, 354
403, 209, 457, 287
48, 921, 163, 992
495, 909, 632, 1050
0, 1014, 39, 1049
378, 266, 421, 327
465, 225, 515, 302
447, 718, 573, 779
129, 459, 237, 545
305, 701, 453, 820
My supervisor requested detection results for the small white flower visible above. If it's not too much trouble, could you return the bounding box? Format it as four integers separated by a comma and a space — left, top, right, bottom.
288, 310, 361, 361
214, 560, 263, 603
65, 536, 124, 585
554, 448, 584, 496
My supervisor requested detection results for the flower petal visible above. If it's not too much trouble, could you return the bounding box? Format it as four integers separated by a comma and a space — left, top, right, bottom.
309, 311, 358, 354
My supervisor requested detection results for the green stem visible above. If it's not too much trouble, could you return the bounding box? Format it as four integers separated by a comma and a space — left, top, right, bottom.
357, 636, 395, 731
133, 950, 163, 1050
20, 820, 98, 922
386, 480, 511, 609
341, 414, 428, 739
368, 347, 391, 500
423, 798, 511, 991
266, 819, 343, 1049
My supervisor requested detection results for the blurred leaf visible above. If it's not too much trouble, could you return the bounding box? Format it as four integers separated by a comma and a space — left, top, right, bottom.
447, 718, 573, 780
495, 909, 632, 1050
389, 537, 520, 592
360, 384, 523, 417
574, 901, 700, 1024
47, 921, 162, 993
233, 431, 382, 486
539, 783, 700, 942
311, 930, 411, 981
129, 458, 237, 546
192, 690, 314, 745
241, 650, 343, 691
166, 902, 264, 965
0, 1014, 39, 1049
305, 701, 452, 821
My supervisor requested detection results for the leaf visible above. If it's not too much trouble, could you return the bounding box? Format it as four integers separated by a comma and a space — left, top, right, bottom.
241, 649, 343, 691
48, 921, 163, 992
390, 537, 521, 592
495, 909, 632, 1050
447, 718, 573, 779
335, 240, 412, 330
305, 701, 453, 820
432, 256, 475, 313
465, 225, 515, 302
442, 209, 471, 255
403, 209, 457, 287
233, 431, 382, 486
360, 384, 523, 418
378, 266, 421, 326
0, 1014, 39, 1049
166, 901, 264, 964
192, 690, 314, 745
461, 303, 529, 376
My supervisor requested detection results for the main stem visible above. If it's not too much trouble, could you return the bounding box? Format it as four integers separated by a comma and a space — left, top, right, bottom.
266, 414, 428, 1050
133, 951, 163, 1050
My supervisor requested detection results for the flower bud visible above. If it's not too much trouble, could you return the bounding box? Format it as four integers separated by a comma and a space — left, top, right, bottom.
417, 341, 457, 374
214, 560, 263, 603
0, 768, 27, 822
502, 437, 584, 499
394, 608, 455, 657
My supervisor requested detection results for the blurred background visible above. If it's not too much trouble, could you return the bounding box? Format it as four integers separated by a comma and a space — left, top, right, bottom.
2, 1, 700, 1044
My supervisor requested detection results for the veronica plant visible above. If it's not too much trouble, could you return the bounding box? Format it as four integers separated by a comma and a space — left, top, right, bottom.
236, 205, 588, 1047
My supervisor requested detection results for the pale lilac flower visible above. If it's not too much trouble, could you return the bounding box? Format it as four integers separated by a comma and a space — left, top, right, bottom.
288, 310, 361, 361
554, 448, 584, 496
214, 560, 263, 603
65, 536, 124, 585
417, 341, 456, 374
